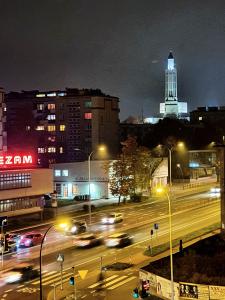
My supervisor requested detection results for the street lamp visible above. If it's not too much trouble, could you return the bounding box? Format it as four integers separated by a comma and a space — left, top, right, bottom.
39, 221, 69, 300
75, 145, 106, 224
88, 145, 106, 225
156, 187, 174, 300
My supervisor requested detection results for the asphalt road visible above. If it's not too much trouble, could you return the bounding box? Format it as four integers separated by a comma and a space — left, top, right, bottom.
0, 190, 220, 300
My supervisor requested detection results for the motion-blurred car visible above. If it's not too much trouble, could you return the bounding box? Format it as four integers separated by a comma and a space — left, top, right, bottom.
18, 232, 43, 248
64, 220, 87, 235
210, 187, 220, 194
105, 233, 133, 248
101, 213, 123, 225
73, 233, 102, 248
1, 263, 39, 284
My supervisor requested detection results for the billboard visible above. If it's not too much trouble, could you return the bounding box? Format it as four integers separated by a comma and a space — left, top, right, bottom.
209, 285, 225, 300
156, 275, 179, 300
179, 282, 209, 299
0, 154, 34, 168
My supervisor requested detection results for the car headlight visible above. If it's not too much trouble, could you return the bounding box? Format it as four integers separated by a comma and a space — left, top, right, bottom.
25, 240, 31, 246
109, 218, 115, 224
71, 226, 77, 233
106, 239, 119, 246
102, 218, 107, 223
6, 273, 21, 283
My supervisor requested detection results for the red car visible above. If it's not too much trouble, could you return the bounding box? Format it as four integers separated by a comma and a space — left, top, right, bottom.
18, 232, 43, 248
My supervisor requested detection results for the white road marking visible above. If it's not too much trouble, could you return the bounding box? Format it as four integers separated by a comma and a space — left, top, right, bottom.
104, 276, 127, 287
4, 290, 12, 293
88, 275, 119, 288
42, 272, 73, 286
31, 270, 58, 284
108, 276, 137, 290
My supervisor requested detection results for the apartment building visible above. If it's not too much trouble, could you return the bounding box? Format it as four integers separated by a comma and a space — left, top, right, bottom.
6, 89, 120, 166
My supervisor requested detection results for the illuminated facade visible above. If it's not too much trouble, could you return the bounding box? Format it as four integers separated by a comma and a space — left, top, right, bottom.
6, 89, 119, 166
160, 52, 188, 118
0, 87, 7, 153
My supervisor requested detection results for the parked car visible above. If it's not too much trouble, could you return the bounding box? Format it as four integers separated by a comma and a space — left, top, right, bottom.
1, 263, 39, 284
73, 233, 103, 248
18, 232, 43, 248
101, 213, 123, 225
64, 220, 87, 235
105, 233, 133, 248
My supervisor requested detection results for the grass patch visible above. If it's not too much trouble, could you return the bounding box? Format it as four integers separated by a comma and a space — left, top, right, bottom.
144, 222, 220, 257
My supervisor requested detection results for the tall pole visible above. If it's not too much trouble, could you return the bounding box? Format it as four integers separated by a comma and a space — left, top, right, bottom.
88, 151, 93, 225
40, 225, 53, 300
166, 192, 174, 300
169, 148, 172, 186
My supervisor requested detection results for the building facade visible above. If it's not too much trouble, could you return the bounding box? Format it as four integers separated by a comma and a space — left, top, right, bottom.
0, 87, 7, 153
6, 89, 120, 166
190, 106, 225, 123
159, 52, 188, 119
0, 154, 53, 219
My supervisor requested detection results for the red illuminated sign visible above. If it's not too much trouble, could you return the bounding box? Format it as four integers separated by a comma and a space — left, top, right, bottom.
0, 154, 34, 168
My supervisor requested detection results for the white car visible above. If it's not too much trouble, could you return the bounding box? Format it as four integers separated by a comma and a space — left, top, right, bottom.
210, 187, 220, 194
101, 213, 123, 225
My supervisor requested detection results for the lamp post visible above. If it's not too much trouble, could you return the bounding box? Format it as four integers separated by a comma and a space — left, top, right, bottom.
156, 188, 174, 300
40, 225, 54, 300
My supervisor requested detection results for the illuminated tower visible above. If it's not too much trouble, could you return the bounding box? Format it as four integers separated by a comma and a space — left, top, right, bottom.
164, 51, 178, 117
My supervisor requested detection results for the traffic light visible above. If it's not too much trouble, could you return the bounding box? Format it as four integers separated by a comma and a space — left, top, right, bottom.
141, 280, 150, 298
133, 287, 139, 298
69, 276, 75, 285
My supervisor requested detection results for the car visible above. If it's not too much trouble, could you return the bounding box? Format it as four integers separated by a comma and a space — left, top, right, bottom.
210, 187, 220, 194
73, 233, 103, 248
4, 233, 21, 252
101, 213, 123, 225
64, 220, 87, 235
0, 263, 39, 284
105, 233, 133, 248
18, 232, 43, 248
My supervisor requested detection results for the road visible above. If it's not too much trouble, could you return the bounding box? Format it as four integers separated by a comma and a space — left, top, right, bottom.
0, 190, 220, 300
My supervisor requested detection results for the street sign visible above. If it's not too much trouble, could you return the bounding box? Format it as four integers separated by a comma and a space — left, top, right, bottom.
0, 216, 8, 226
57, 253, 64, 263
78, 270, 88, 280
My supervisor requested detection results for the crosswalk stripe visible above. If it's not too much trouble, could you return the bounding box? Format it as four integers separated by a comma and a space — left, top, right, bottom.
104, 276, 127, 288
31, 271, 57, 285
42, 272, 73, 286
88, 275, 118, 289
108, 276, 137, 290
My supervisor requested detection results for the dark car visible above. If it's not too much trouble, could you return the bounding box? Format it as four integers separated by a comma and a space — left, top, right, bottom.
65, 220, 87, 235
1, 264, 39, 284
105, 233, 133, 248
73, 233, 103, 248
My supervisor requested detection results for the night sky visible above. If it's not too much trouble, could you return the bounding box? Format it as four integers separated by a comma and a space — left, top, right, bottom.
0, 0, 225, 120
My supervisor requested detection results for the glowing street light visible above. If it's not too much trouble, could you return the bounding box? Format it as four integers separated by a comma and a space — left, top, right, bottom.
156, 187, 174, 300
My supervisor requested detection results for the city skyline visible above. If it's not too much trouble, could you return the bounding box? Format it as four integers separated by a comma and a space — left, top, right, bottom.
0, 0, 225, 119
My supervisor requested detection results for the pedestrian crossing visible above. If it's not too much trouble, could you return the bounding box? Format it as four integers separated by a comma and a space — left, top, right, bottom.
29, 271, 137, 291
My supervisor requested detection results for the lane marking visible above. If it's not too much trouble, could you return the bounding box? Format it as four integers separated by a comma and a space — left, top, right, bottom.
42, 272, 73, 286
108, 276, 137, 290
31, 271, 58, 284
4, 289, 12, 293
88, 275, 119, 289
104, 276, 127, 288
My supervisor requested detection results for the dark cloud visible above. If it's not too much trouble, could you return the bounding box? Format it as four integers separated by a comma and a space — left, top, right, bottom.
0, 0, 225, 119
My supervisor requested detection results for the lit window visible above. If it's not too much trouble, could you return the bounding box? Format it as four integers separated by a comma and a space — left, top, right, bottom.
58, 92, 66, 96
55, 170, 61, 177
26, 125, 31, 131
38, 147, 45, 153
47, 103, 55, 110
84, 113, 92, 120
36, 125, 45, 131
47, 114, 56, 120
47, 92, 57, 97
85, 100, 92, 108
198, 116, 202, 121
60, 125, 66, 131
48, 125, 56, 132
36, 94, 45, 98
59, 147, 64, 153
37, 103, 44, 110
3, 107, 6, 112
62, 170, 68, 176
48, 147, 56, 153
48, 136, 56, 142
